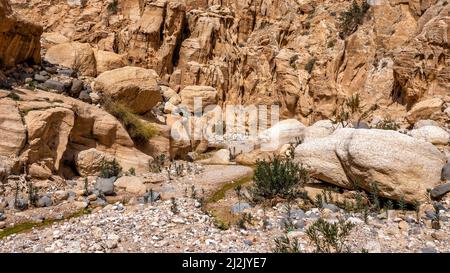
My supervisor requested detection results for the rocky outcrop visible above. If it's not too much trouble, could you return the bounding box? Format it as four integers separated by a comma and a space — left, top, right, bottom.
295, 128, 446, 203
179, 85, 218, 112
0, 0, 42, 67
0, 88, 152, 178
92, 66, 162, 114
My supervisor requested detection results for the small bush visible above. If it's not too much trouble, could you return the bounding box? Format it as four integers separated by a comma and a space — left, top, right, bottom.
252, 156, 309, 201
128, 167, 136, 176
375, 117, 399, 131
339, 0, 370, 39
104, 101, 157, 144
99, 158, 122, 178
273, 235, 301, 253
107, 0, 119, 14
7, 92, 21, 101
304, 58, 316, 74
305, 218, 355, 253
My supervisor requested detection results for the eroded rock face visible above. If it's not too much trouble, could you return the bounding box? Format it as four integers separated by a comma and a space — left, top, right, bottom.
295, 128, 446, 203
0, 0, 42, 67
0, 88, 152, 177
10, 0, 449, 125
0, 98, 26, 156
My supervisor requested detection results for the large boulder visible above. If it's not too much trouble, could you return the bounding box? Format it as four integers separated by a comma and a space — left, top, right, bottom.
406, 98, 444, 124
93, 49, 127, 75
114, 176, 147, 195
303, 119, 335, 143
93, 66, 162, 114
0, 98, 26, 156
259, 119, 306, 151
295, 128, 446, 203
0, 0, 42, 67
75, 148, 113, 177
44, 42, 97, 76
408, 126, 449, 145
179, 86, 218, 113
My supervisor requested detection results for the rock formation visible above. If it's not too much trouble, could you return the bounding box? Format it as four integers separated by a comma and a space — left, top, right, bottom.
0, 0, 42, 67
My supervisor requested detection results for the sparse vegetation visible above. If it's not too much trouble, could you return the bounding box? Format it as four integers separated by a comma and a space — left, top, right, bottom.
331, 93, 377, 128
7, 92, 21, 101
170, 197, 179, 214
273, 235, 301, 253
252, 156, 309, 201
431, 203, 441, 230
104, 100, 157, 145
128, 167, 136, 176
375, 117, 400, 131
99, 158, 122, 178
338, 0, 370, 39
107, 0, 119, 14
305, 218, 355, 253
304, 58, 316, 74
150, 154, 166, 173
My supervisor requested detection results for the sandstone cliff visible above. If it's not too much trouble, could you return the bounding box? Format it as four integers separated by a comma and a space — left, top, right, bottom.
0, 0, 42, 67
10, 0, 449, 124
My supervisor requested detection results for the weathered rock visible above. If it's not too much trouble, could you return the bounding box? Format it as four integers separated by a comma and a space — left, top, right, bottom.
296, 128, 446, 202
93, 66, 162, 114
95, 176, 116, 196
430, 183, 450, 199
70, 79, 83, 96
442, 163, 450, 181
93, 49, 127, 75
406, 98, 444, 124
44, 42, 96, 76
0, 0, 42, 67
413, 120, 440, 129
28, 163, 52, 179
114, 176, 147, 195
75, 148, 113, 177
235, 149, 273, 166
231, 202, 251, 214
0, 98, 26, 156
409, 126, 449, 145
201, 149, 230, 165
259, 119, 306, 151
24, 106, 75, 172
303, 120, 335, 143
37, 195, 52, 207
43, 79, 66, 93
179, 86, 218, 113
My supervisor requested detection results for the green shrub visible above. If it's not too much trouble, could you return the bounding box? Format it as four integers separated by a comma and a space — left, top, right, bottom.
7, 92, 21, 101
273, 235, 301, 253
252, 156, 309, 201
375, 117, 399, 130
128, 167, 136, 176
104, 101, 157, 144
99, 158, 122, 178
107, 0, 119, 14
338, 0, 370, 39
305, 218, 355, 253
